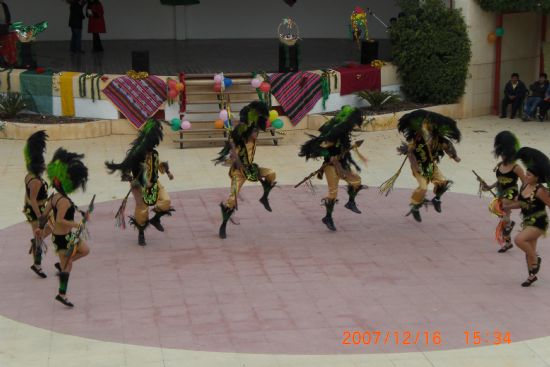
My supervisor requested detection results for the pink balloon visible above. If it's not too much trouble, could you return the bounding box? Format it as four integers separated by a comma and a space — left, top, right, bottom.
181, 120, 191, 130
219, 109, 229, 121
214, 74, 224, 83
251, 78, 262, 88
168, 79, 177, 88
168, 89, 178, 99
259, 82, 271, 92
213, 83, 222, 93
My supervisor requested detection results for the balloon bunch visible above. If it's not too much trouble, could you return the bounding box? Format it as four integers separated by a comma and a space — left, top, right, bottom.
213, 73, 233, 93
214, 108, 233, 130
170, 117, 192, 131
487, 27, 505, 43
268, 109, 284, 130
250, 77, 271, 93
167, 78, 184, 104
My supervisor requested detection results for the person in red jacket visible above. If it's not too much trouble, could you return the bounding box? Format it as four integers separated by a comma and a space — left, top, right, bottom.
86, 0, 105, 52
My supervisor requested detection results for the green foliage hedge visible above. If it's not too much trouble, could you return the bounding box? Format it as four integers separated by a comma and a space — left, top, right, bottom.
390, 0, 472, 104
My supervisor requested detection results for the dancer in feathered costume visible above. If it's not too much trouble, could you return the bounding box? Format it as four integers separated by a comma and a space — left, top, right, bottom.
36, 148, 90, 307
298, 105, 367, 231
214, 101, 276, 239
479, 131, 525, 252
503, 147, 550, 286
395, 110, 461, 222
23, 131, 50, 278
105, 119, 174, 246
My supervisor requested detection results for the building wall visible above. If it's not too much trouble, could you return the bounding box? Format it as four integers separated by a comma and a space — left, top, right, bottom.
10, 0, 399, 41
454, 0, 542, 118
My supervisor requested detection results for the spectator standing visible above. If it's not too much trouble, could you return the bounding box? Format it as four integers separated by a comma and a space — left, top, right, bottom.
68, 0, 86, 54
500, 73, 527, 119
522, 73, 548, 121
87, 0, 105, 52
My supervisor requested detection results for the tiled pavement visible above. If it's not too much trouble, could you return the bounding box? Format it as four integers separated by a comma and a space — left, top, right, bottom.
1, 115, 550, 366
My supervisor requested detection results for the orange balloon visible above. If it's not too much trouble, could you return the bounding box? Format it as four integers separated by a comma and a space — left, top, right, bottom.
487, 32, 497, 43
214, 119, 224, 129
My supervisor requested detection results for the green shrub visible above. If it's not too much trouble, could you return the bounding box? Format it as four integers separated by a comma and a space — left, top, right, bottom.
475, 0, 550, 13
357, 90, 401, 111
0, 93, 26, 119
391, 0, 471, 104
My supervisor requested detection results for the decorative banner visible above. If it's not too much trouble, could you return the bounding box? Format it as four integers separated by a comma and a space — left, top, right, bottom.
20, 69, 53, 115
103, 75, 167, 129
60, 72, 79, 117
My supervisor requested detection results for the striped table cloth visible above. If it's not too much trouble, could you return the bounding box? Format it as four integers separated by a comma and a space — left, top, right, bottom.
103, 75, 167, 129
269, 72, 322, 126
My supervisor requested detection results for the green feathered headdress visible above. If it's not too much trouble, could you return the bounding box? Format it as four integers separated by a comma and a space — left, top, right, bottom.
47, 148, 88, 194
105, 119, 163, 180
298, 105, 363, 172
24, 130, 48, 176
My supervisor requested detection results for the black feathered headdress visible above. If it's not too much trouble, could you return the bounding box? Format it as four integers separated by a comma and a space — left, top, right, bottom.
398, 109, 461, 143
516, 147, 550, 185
24, 130, 48, 176
493, 131, 520, 164
47, 148, 88, 194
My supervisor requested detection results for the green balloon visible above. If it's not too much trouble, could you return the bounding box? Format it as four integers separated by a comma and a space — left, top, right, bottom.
495, 27, 504, 37
170, 118, 181, 131
272, 119, 284, 129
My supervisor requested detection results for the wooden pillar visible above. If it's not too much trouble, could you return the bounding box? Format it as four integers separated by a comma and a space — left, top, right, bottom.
492, 14, 504, 115
541, 15, 547, 74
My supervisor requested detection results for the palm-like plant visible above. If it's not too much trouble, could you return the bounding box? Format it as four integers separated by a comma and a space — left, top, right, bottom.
357, 90, 401, 111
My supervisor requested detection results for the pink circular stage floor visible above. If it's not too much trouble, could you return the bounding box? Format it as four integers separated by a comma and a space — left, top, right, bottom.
0, 186, 548, 354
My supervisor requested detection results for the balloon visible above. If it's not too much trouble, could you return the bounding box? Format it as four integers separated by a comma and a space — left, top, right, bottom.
181, 120, 191, 130
170, 118, 181, 131
496, 27, 504, 37
219, 109, 229, 121
214, 74, 224, 83
168, 89, 178, 99
269, 110, 279, 121
259, 82, 271, 92
251, 78, 262, 88
176, 83, 184, 91
224, 78, 233, 88
266, 120, 272, 129
224, 120, 233, 129
214, 119, 224, 129
487, 32, 497, 43
271, 118, 284, 129
168, 79, 177, 88
213, 83, 222, 93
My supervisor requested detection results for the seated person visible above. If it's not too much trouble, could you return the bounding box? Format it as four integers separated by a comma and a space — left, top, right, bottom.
522, 73, 548, 121
500, 73, 527, 119
537, 84, 550, 121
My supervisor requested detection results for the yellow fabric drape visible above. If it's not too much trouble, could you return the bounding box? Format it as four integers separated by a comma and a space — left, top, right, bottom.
60, 72, 79, 117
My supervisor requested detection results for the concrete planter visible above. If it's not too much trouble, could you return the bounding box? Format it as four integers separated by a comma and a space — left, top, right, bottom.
0, 119, 138, 140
